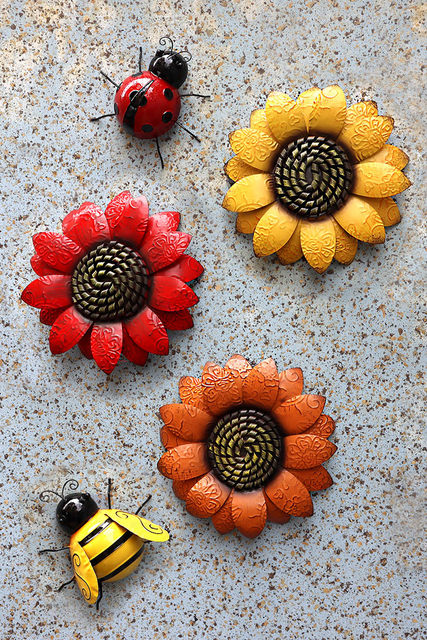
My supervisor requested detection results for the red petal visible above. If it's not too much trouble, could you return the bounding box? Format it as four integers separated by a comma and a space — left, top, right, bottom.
186, 472, 231, 518
211, 492, 235, 534
125, 307, 168, 355
90, 323, 123, 374
264, 491, 291, 524
231, 489, 267, 538
157, 443, 210, 480
78, 329, 93, 359
139, 230, 191, 272
283, 434, 337, 469
30, 254, 62, 276
121, 326, 148, 366
21, 275, 72, 309
49, 306, 92, 354
62, 201, 110, 249
33, 232, 85, 273
143, 211, 180, 235
149, 275, 198, 311
40, 308, 65, 326
154, 308, 193, 330
160, 426, 189, 450
156, 255, 204, 282
105, 192, 149, 247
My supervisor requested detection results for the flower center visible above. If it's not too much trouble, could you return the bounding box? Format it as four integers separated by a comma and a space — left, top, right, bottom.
274, 135, 353, 218
71, 241, 150, 322
207, 407, 282, 491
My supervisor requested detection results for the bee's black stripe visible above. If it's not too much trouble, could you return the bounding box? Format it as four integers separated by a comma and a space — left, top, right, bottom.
79, 519, 113, 547
99, 545, 144, 582
90, 531, 133, 567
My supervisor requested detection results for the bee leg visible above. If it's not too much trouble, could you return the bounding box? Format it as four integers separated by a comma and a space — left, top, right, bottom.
107, 478, 113, 509
39, 546, 69, 554
95, 583, 103, 611
135, 494, 152, 515
56, 577, 75, 592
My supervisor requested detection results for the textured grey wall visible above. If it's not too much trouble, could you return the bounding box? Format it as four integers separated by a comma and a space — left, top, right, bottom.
0, 0, 425, 638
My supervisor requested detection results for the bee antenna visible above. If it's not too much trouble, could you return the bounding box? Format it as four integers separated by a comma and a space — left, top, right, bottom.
159, 35, 174, 51
61, 479, 79, 498
39, 489, 62, 503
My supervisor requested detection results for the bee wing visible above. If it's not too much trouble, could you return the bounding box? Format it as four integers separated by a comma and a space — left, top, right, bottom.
69, 537, 99, 604
103, 509, 170, 542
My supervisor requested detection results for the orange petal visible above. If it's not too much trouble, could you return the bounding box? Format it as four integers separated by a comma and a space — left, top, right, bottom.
222, 174, 276, 213
357, 196, 401, 227
229, 128, 280, 172
160, 426, 188, 450
361, 144, 409, 170
159, 404, 213, 441
225, 156, 260, 182
300, 217, 336, 274
172, 475, 205, 500
201, 362, 242, 416
264, 491, 291, 524
283, 434, 337, 469
250, 108, 271, 135
288, 466, 333, 492
186, 472, 231, 518
305, 414, 336, 438
265, 91, 306, 144
272, 394, 325, 435
211, 492, 235, 533
231, 489, 267, 538
236, 207, 268, 234
337, 115, 394, 161
265, 469, 313, 517
275, 368, 304, 404
333, 195, 385, 243
178, 376, 208, 411
242, 357, 279, 410
157, 443, 210, 480
331, 218, 358, 265
225, 354, 252, 377
276, 221, 303, 264
352, 162, 411, 198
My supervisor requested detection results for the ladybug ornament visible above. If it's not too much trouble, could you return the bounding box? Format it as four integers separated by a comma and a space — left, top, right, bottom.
91, 37, 209, 168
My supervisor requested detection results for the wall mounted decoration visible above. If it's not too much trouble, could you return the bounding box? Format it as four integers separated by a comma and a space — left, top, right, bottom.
21, 191, 203, 373
223, 85, 411, 273
157, 355, 337, 538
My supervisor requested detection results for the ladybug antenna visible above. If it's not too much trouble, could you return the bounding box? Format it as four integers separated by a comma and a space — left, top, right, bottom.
159, 35, 174, 51
39, 489, 62, 502
139, 46, 143, 73
179, 50, 192, 62
61, 479, 79, 498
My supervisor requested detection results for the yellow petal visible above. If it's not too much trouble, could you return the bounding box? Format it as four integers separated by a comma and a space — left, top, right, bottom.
225, 156, 260, 182
352, 162, 411, 197
333, 195, 385, 243
222, 174, 276, 213
331, 218, 358, 264
229, 127, 279, 172
361, 144, 409, 170
253, 202, 299, 256
296, 85, 347, 137
265, 91, 306, 144
236, 207, 268, 234
250, 109, 271, 135
344, 101, 378, 123
300, 216, 336, 273
337, 115, 394, 161
357, 196, 401, 227
276, 221, 303, 264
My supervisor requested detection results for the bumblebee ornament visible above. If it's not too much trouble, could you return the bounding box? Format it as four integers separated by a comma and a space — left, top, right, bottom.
91, 36, 210, 168
39, 479, 170, 609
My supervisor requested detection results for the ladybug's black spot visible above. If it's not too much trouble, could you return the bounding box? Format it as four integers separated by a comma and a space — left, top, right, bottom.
162, 111, 173, 123
114, 103, 119, 115
163, 88, 173, 100
141, 124, 153, 132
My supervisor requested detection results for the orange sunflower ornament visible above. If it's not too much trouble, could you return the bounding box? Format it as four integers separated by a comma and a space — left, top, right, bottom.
157, 355, 337, 538
223, 85, 411, 273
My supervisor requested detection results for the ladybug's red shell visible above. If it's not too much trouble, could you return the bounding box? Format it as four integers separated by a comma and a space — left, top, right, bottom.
114, 71, 181, 139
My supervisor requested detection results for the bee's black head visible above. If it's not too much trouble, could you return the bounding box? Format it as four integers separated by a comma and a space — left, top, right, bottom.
148, 37, 190, 88
39, 479, 99, 534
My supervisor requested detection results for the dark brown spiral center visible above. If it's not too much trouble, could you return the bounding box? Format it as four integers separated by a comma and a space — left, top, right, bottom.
207, 408, 282, 491
71, 241, 150, 322
274, 135, 353, 219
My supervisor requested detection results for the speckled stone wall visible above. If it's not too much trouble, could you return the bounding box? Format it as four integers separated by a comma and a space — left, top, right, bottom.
0, 0, 425, 638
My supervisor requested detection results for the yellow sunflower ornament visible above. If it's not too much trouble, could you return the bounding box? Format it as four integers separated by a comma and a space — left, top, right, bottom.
222, 86, 411, 273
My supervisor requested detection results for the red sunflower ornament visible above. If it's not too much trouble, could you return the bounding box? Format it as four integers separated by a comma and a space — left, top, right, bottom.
21, 192, 203, 373
157, 355, 337, 538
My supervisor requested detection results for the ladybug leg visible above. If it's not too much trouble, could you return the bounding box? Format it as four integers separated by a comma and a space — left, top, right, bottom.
180, 93, 211, 98
100, 70, 120, 89
155, 138, 165, 170
177, 122, 201, 143
90, 113, 116, 122
56, 577, 75, 592
135, 494, 152, 516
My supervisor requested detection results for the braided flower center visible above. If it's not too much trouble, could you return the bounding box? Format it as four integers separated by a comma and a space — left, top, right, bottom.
274, 135, 353, 219
207, 407, 282, 491
71, 241, 150, 322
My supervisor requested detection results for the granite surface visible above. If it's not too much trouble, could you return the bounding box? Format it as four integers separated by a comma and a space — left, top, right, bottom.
0, 0, 425, 638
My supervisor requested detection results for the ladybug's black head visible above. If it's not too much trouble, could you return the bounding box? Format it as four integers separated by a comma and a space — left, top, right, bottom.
40, 479, 99, 534
149, 38, 190, 88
